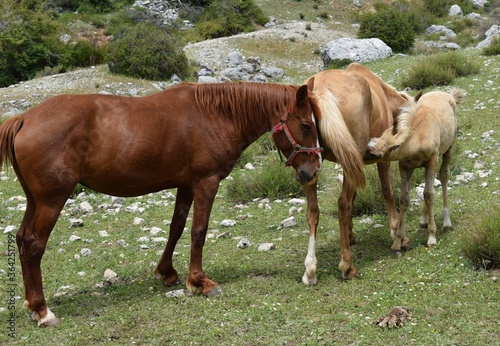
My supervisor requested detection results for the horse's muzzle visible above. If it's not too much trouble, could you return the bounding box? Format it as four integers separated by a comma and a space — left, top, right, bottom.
296, 166, 321, 186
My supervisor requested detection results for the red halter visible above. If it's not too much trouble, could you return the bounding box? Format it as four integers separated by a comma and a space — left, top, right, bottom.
271, 111, 323, 167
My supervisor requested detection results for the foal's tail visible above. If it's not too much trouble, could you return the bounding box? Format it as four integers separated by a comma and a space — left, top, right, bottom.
0, 116, 24, 169
312, 89, 366, 189
450, 88, 467, 105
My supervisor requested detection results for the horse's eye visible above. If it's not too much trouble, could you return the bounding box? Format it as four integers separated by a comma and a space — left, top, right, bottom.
301, 122, 312, 132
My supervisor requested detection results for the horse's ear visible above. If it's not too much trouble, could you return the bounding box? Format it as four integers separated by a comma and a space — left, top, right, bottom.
414, 90, 424, 102
307, 77, 315, 91
296, 84, 308, 105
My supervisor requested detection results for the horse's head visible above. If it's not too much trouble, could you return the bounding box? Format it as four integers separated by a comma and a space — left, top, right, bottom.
271, 78, 322, 185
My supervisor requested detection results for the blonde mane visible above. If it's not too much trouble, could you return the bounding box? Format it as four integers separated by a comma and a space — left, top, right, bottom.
314, 88, 366, 189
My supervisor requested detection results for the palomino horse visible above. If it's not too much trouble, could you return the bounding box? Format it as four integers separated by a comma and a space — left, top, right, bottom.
300, 63, 414, 284
368, 89, 465, 251
0, 81, 323, 327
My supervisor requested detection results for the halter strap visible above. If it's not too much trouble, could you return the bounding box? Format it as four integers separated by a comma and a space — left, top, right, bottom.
271, 110, 323, 167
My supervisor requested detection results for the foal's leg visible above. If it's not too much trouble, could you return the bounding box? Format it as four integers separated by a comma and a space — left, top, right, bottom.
186, 177, 221, 296
440, 148, 453, 231
338, 178, 358, 279
392, 161, 414, 252
376, 162, 399, 239
18, 200, 68, 327
302, 182, 319, 285
155, 187, 193, 286
423, 156, 438, 247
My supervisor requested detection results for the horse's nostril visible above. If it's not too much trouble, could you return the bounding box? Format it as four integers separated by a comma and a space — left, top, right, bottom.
297, 169, 312, 185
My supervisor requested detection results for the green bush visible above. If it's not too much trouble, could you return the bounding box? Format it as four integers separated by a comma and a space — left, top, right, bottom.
0, 8, 62, 87
401, 51, 480, 89
195, 0, 267, 40
60, 40, 106, 70
225, 156, 303, 202
461, 215, 500, 270
106, 23, 189, 80
357, 2, 417, 53
482, 36, 500, 56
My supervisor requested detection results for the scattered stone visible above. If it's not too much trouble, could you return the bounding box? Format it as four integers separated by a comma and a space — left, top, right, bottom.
69, 218, 84, 227
477, 25, 500, 48
104, 268, 119, 285
426, 25, 457, 39
278, 216, 297, 229
449, 5, 463, 16
165, 289, 188, 298
140, 244, 149, 250
80, 248, 92, 257
79, 201, 93, 213
152, 237, 168, 243
257, 243, 276, 251
220, 219, 236, 227
289, 206, 298, 216
3, 225, 17, 234
99, 230, 109, 237
69, 234, 82, 242
216, 232, 231, 239
133, 217, 145, 225
244, 162, 256, 170
321, 38, 392, 67
137, 236, 150, 243
237, 238, 251, 249
288, 198, 306, 205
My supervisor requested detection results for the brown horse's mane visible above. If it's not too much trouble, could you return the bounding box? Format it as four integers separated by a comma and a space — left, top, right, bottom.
193, 82, 298, 130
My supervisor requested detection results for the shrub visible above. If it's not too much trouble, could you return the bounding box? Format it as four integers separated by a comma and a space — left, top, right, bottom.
0, 8, 61, 87
461, 215, 500, 270
482, 36, 500, 56
106, 23, 189, 80
225, 155, 303, 202
401, 51, 480, 89
357, 2, 416, 53
195, 0, 267, 40
59, 40, 106, 70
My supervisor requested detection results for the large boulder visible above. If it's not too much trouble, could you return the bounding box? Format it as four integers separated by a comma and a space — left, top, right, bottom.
426, 25, 457, 39
320, 38, 392, 67
477, 25, 500, 49
449, 5, 463, 16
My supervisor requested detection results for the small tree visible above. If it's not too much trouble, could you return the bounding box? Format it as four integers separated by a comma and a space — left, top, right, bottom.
106, 23, 189, 80
358, 3, 416, 53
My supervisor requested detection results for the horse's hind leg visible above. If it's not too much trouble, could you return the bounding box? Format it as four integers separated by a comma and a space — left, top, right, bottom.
338, 179, 357, 279
302, 183, 319, 286
155, 187, 193, 286
440, 147, 453, 231
423, 156, 438, 247
18, 198, 68, 327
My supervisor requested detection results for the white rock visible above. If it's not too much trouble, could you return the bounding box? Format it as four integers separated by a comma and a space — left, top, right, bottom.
98, 230, 109, 237
237, 238, 251, 249
289, 206, 298, 216
244, 162, 256, 170
150, 226, 162, 235
69, 218, 84, 227
257, 243, 276, 251
137, 236, 150, 243
69, 234, 82, 242
79, 201, 93, 213
220, 219, 236, 227
152, 237, 168, 243
288, 198, 306, 205
80, 248, 92, 257
104, 269, 119, 285
133, 217, 145, 225
165, 289, 188, 298
3, 225, 17, 234
278, 216, 297, 229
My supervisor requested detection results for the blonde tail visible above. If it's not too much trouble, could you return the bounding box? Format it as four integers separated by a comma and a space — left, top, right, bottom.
314, 89, 366, 189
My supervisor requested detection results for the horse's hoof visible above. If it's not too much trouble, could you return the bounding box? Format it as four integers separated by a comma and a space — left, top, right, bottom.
37, 309, 60, 327
420, 223, 429, 229
443, 225, 453, 232
390, 249, 403, 258
155, 272, 180, 286
340, 266, 357, 280
301, 273, 318, 286
205, 285, 223, 297
402, 241, 415, 251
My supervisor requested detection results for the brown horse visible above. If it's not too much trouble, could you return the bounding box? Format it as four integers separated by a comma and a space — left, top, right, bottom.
300, 63, 414, 284
368, 89, 465, 251
0, 81, 323, 327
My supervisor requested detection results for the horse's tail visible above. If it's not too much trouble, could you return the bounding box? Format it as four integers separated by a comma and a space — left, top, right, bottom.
450, 88, 466, 105
0, 116, 24, 169
313, 89, 366, 189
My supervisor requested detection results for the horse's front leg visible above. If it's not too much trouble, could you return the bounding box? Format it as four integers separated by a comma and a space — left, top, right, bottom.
302, 182, 320, 285
424, 157, 438, 247
376, 162, 399, 239
186, 178, 221, 297
337, 179, 357, 279
440, 148, 453, 231
155, 187, 193, 286
392, 162, 414, 253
